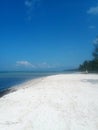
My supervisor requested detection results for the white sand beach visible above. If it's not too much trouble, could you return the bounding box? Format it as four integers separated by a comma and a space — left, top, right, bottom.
0, 73, 98, 130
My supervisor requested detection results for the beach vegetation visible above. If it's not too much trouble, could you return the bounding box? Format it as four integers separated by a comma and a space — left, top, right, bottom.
79, 36, 98, 72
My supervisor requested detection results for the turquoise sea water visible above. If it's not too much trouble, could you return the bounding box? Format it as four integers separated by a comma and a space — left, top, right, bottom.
0, 71, 59, 92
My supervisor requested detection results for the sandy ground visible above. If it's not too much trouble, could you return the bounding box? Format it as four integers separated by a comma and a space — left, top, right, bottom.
0, 73, 98, 130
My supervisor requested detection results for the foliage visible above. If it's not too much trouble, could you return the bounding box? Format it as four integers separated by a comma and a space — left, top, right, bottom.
93, 44, 98, 60
79, 36, 98, 72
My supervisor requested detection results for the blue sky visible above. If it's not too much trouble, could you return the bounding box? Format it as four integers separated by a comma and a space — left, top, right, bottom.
0, 0, 98, 71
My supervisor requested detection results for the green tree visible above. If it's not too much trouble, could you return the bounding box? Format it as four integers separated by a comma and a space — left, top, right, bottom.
79, 36, 98, 72
92, 36, 98, 71
93, 36, 98, 60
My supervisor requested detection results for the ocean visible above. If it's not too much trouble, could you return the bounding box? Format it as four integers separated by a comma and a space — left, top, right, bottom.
0, 71, 59, 92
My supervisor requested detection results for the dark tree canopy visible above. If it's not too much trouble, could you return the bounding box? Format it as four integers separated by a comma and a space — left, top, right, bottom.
79, 36, 98, 72
93, 41, 98, 60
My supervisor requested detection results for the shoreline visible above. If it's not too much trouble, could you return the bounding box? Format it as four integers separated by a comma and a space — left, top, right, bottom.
0, 73, 98, 130
0, 72, 97, 98
0, 71, 62, 97
0, 76, 46, 98
0, 72, 75, 98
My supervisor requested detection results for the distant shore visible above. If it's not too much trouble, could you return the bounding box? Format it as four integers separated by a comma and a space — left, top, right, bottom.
0, 73, 98, 130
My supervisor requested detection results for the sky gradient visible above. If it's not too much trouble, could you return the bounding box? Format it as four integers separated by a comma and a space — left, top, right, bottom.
0, 0, 98, 71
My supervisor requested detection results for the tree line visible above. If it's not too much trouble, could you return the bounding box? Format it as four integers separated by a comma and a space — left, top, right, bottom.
79, 36, 98, 72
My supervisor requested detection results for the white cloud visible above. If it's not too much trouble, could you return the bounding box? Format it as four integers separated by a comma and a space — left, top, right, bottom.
37, 62, 52, 68
93, 37, 98, 45
16, 61, 53, 69
25, 0, 40, 7
25, 0, 41, 20
16, 61, 35, 68
16, 61, 65, 70
87, 6, 98, 15
25, 0, 32, 7
37, 62, 65, 69
89, 25, 96, 29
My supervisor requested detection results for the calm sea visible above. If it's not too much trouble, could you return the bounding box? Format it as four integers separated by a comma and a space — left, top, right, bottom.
0, 71, 59, 92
